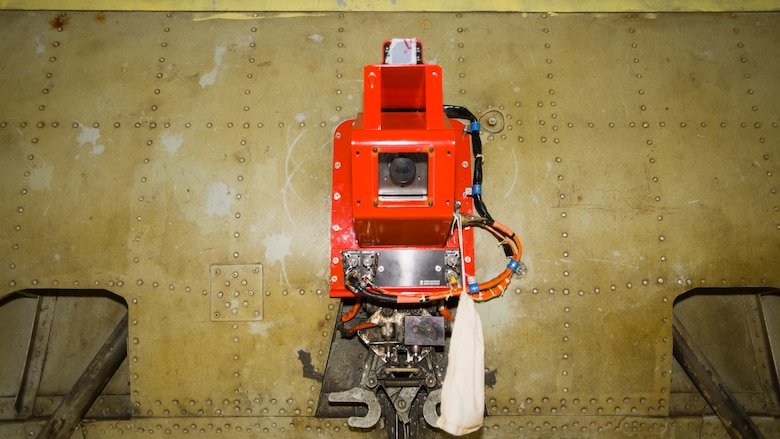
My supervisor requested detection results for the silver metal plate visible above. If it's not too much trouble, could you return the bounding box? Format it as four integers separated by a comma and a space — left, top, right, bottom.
373, 249, 459, 288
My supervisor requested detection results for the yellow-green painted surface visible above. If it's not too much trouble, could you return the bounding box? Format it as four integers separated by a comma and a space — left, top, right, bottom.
1, 0, 780, 12
0, 9, 778, 439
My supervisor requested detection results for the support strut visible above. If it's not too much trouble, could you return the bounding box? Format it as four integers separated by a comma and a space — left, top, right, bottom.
36, 312, 129, 439
673, 315, 764, 439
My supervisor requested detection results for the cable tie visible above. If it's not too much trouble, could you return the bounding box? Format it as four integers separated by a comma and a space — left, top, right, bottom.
470, 121, 480, 132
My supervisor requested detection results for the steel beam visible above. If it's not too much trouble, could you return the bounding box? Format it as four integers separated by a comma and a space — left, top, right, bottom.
36, 312, 128, 439
15, 294, 57, 418
673, 315, 764, 439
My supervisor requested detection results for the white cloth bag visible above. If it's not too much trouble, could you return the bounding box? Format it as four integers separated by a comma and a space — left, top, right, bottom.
436, 293, 485, 435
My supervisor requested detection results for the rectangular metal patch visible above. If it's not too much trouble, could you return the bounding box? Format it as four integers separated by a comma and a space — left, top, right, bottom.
209, 264, 263, 322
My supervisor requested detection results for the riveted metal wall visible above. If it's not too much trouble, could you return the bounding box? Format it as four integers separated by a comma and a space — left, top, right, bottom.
0, 10, 778, 439
2, 0, 780, 12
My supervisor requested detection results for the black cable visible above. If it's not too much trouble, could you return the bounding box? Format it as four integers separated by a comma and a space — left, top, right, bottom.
345, 274, 400, 304
443, 105, 493, 223
444, 104, 518, 258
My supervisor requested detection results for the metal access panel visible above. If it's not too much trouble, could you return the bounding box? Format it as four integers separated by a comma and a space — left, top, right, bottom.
209, 264, 263, 321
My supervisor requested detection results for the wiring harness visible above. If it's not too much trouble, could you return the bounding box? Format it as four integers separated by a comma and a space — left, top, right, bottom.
343, 106, 524, 305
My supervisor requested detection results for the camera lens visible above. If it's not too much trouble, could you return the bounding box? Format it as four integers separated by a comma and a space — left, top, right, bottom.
389, 156, 416, 186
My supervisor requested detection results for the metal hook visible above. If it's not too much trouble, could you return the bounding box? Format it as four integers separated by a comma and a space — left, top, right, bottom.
423, 388, 441, 427
327, 387, 381, 429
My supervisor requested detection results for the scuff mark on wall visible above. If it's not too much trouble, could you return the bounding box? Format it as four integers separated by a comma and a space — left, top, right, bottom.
159, 130, 184, 155
35, 36, 44, 54
262, 233, 292, 286
297, 349, 324, 381
25, 161, 54, 191
74, 121, 105, 158
282, 127, 309, 230
504, 147, 518, 199
199, 45, 227, 87
205, 181, 235, 217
